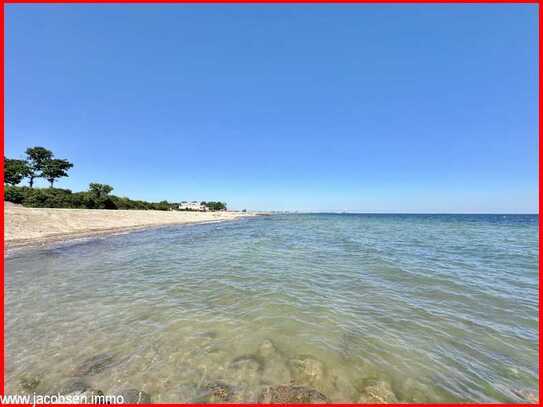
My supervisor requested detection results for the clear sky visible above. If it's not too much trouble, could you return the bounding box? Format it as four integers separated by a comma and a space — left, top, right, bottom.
5, 4, 538, 213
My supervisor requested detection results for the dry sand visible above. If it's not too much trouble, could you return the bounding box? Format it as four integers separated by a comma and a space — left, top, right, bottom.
5, 203, 259, 249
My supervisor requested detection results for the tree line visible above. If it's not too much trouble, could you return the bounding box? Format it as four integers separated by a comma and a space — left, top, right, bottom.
5, 147, 228, 211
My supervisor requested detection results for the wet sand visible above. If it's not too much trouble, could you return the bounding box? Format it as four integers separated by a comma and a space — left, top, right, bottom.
5, 203, 259, 249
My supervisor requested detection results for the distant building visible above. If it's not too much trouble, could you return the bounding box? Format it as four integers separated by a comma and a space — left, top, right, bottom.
178, 201, 208, 211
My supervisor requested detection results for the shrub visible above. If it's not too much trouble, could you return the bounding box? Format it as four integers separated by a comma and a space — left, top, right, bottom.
66, 192, 84, 209
203, 201, 227, 211
23, 188, 73, 208
5, 185, 28, 204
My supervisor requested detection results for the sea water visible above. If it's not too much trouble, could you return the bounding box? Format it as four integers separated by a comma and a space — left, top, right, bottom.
5, 214, 539, 402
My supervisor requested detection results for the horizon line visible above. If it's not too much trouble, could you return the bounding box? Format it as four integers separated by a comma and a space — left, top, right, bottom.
246, 211, 539, 215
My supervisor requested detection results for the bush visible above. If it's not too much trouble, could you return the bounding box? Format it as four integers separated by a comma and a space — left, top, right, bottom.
110, 196, 135, 210
5, 185, 29, 204
23, 188, 73, 208
70, 192, 88, 209
204, 201, 227, 211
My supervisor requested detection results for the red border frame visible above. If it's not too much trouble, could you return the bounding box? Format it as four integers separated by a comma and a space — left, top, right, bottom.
0, 1, 540, 406
2, 0, 5, 399
0, 0, 539, 2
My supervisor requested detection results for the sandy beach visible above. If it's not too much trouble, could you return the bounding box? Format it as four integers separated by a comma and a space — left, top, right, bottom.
5, 203, 259, 249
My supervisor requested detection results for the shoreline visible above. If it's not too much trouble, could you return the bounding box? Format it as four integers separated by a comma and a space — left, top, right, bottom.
5, 204, 264, 251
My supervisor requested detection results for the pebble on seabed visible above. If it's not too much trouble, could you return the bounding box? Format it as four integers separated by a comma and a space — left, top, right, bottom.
357, 379, 398, 404
259, 384, 329, 404
288, 355, 326, 386
204, 382, 234, 402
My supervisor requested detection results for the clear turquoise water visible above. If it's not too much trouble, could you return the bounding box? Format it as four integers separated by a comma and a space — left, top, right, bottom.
5, 214, 539, 403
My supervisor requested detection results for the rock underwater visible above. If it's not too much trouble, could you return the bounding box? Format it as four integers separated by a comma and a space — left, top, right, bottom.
357, 379, 398, 403
259, 384, 329, 404
72, 353, 117, 377
288, 354, 327, 390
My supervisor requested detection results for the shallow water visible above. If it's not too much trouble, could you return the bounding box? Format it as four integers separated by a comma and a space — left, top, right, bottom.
5, 214, 539, 403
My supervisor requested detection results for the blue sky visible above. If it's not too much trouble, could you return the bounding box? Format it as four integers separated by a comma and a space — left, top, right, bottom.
5, 4, 538, 212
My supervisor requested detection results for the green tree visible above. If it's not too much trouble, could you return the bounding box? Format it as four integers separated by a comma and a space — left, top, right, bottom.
155, 200, 170, 211
203, 201, 227, 211
42, 159, 74, 188
4, 158, 31, 185
84, 183, 115, 209
89, 183, 113, 199
25, 146, 53, 188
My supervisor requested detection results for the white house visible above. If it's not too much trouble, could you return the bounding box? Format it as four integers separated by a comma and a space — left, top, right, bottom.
178, 201, 208, 211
